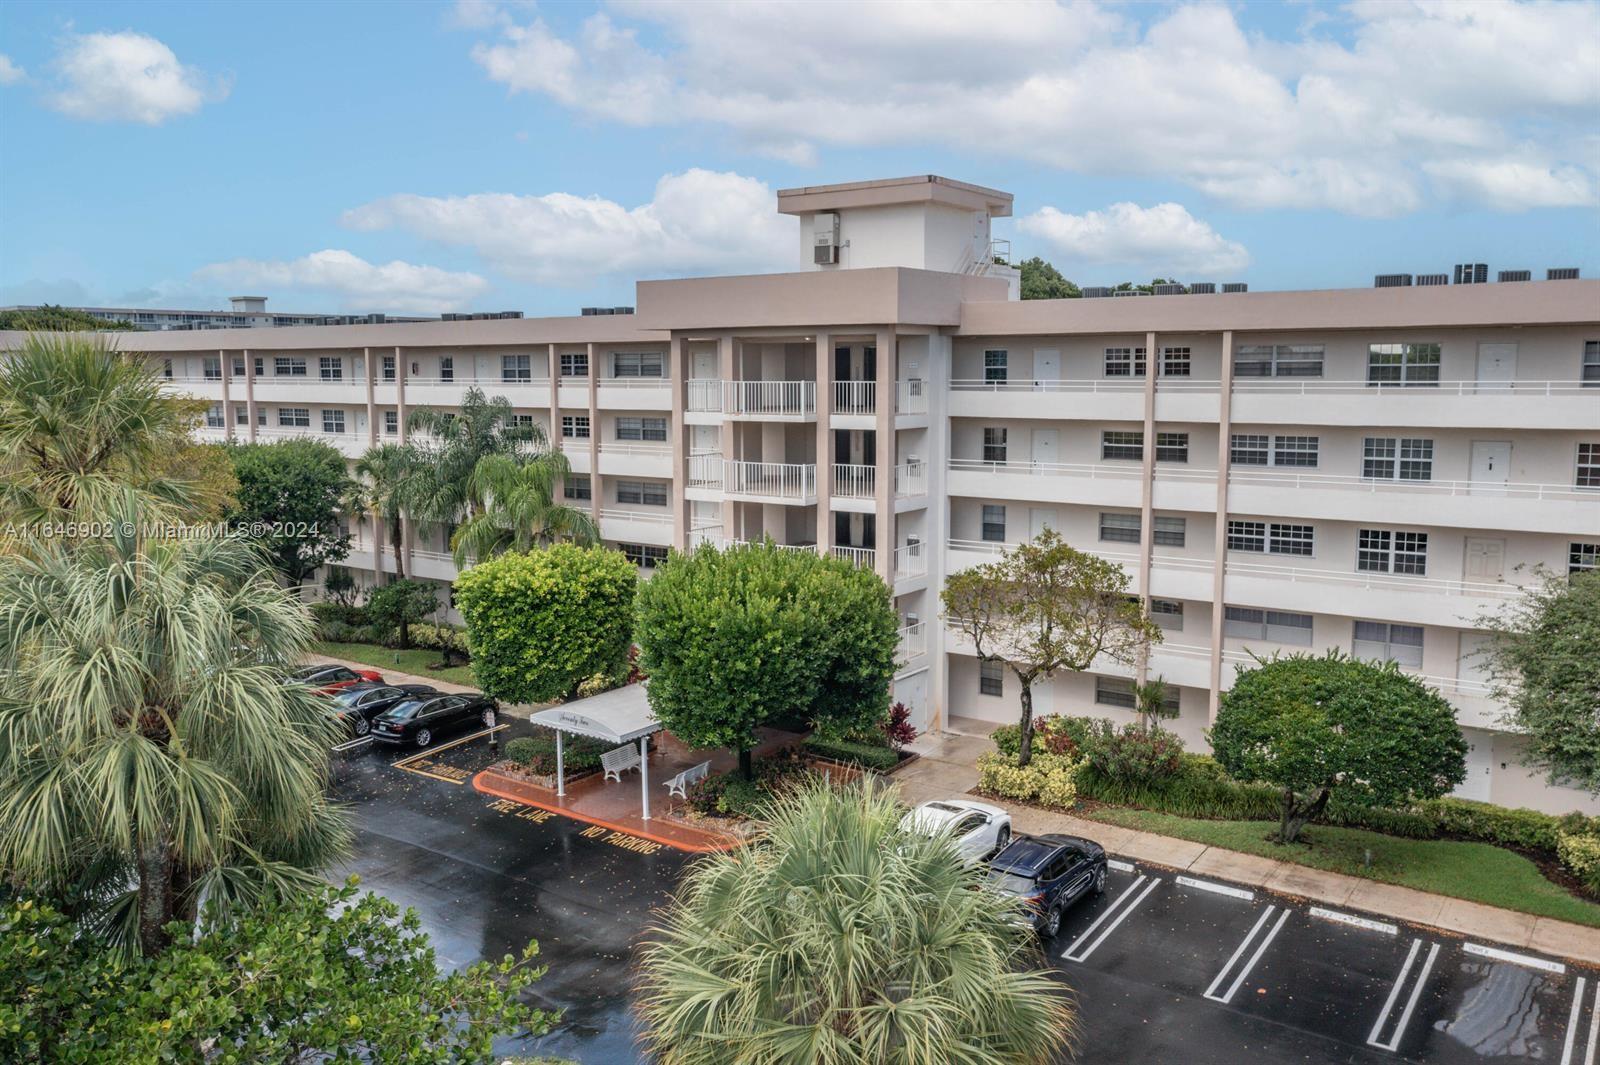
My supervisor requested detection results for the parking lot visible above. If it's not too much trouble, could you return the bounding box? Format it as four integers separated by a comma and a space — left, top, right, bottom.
330, 723, 1595, 1063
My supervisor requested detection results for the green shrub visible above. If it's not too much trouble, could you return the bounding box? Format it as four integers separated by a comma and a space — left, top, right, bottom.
501, 727, 609, 778
1427, 797, 1570, 852
318, 620, 378, 644
803, 736, 901, 772
1075, 753, 1281, 821
684, 748, 812, 819
1324, 801, 1439, 839
310, 600, 373, 641
1083, 722, 1184, 783
976, 751, 1080, 808
410, 622, 468, 655
1559, 833, 1600, 893
992, 714, 1098, 760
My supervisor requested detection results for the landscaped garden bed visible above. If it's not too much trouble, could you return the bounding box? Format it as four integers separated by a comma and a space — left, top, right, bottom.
488, 727, 612, 789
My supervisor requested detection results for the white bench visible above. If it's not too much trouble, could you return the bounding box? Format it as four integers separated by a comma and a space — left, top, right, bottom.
601, 744, 640, 782
664, 760, 712, 800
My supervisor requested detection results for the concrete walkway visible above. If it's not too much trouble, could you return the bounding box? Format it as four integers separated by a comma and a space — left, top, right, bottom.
898, 730, 1600, 967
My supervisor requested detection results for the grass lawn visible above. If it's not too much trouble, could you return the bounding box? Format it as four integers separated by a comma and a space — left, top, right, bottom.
312, 641, 477, 688
1088, 806, 1600, 929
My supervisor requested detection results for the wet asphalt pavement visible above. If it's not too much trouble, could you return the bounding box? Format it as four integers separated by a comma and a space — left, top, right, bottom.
332, 722, 1594, 1063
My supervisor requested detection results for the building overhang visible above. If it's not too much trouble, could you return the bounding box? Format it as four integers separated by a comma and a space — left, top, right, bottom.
777, 175, 1013, 218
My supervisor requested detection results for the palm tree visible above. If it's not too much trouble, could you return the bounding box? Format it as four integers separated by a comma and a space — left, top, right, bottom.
449, 451, 598, 565
0, 332, 206, 525
635, 781, 1075, 1064
351, 442, 417, 581
0, 503, 349, 956
405, 387, 537, 529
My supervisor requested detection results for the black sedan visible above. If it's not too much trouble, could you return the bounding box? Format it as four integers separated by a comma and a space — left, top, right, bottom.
329, 683, 439, 737
371, 692, 498, 748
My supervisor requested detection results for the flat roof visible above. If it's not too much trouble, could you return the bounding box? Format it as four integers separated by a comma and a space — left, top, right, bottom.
529, 682, 659, 744
777, 174, 1013, 218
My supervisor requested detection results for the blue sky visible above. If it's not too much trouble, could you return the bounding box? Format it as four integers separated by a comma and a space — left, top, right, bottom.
1, 0, 1597, 317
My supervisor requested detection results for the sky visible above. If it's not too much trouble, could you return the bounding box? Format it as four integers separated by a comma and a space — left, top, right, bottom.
1, 0, 1597, 318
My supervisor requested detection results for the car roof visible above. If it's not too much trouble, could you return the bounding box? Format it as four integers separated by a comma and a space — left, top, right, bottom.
907, 799, 1003, 828
991, 834, 1099, 875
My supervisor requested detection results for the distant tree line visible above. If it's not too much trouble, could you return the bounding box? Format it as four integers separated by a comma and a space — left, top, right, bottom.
1018, 257, 1186, 301
0, 304, 137, 331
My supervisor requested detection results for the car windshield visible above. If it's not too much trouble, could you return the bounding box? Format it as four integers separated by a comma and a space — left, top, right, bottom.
987, 869, 1038, 895
382, 700, 427, 720
331, 687, 374, 706
286, 665, 325, 681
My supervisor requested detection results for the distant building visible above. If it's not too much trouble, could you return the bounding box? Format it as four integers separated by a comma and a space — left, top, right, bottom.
0, 295, 521, 331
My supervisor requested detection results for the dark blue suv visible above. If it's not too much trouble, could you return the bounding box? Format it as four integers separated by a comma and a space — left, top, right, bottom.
987, 833, 1108, 937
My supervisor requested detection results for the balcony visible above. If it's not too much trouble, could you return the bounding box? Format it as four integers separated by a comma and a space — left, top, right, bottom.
723, 460, 817, 504
409, 549, 460, 581
598, 443, 672, 478
1223, 558, 1524, 628
833, 380, 876, 416
597, 375, 672, 410
834, 463, 876, 499
831, 544, 876, 570
950, 377, 1161, 421
896, 379, 929, 416
688, 453, 723, 491
599, 508, 674, 546
895, 460, 927, 498
893, 542, 928, 581
946, 458, 1215, 511
1229, 379, 1596, 430
687, 380, 816, 420
896, 622, 927, 668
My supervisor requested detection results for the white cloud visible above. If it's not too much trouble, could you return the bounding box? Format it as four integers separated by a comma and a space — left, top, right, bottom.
0, 54, 25, 86
342, 168, 794, 285
1422, 157, 1597, 212
1017, 202, 1250, 276
460, 0, 1600, 215
48, 31, 225, 124
194, 250, 490, 314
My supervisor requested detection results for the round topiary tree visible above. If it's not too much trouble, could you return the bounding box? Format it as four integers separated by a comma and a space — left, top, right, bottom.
454, 543, 638, 704
1210, 650, 1468, 844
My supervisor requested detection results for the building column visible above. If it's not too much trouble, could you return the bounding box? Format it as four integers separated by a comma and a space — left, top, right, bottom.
1135, 331, 1158, 686
874, 328, 896, 582
218, 349, 232, 443
395, 347, 411, 578
718, 334, 737, 541
1209, 330, 1235, 723
814, 333, 833, 555
548, 344, 563, 502
363, 346, 377, 448
669, 335, 688, 551
243, 348, 257, 443
585, 342, 600, 527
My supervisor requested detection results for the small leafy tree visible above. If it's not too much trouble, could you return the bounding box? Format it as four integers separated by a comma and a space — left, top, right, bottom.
942, 530, 1160, 766
1017, 256, 1082, 300
0, 879, 559, 1062
1210, 651, 1468, 844
1477, 569, 1600, 791
455, 544, 638, 704
228, 438, 352, 585
634, 542, 898, 778
366, 578, 438, 650
1136, 676, 1175, 732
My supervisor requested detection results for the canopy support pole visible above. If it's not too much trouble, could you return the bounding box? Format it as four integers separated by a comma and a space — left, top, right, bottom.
556, 730, 566, 798
639, 735, 650, 820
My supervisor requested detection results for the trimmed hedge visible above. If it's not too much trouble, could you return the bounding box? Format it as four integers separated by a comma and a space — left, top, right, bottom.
502, 728, 610, 778
802, 736, 900, 772
977, 752, 1080, 808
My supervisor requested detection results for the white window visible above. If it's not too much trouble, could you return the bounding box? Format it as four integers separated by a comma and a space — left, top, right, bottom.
1094, 676, 1137, 709
1227, 520, 1265, 552
1579, 443, 1600, 489
1102, 431, 1143, 461
981, 505, 1006, 542
384, 411, 398, 435
561, 415, 590, 439
1225, 521, 1314, 556
1357, 529, 1428, 575
1160, 347, 1192, 377
1155, 432, 1189, 463
1230, 435, 1320, 468
275, 356, 307, 377
231, 356, 246, 377
983, 349, 1008, 383
1367, 343, 1440, 386
279, 407, 310, 427
1149, 599, 1183, 631
322, 409, 346, 434
560, 351, 589, 377
162, 359, 173, 379
617, 417, 667, 442
502, 354, 531, 382
205, 403, 225, 428
1363, 437, 1434, 481
440, 356, 454, 382
1353, 621, 1423, 668
509, 414, 534, 428
617, 481, 669, 506
1104, 347, 1147, 377
1273, 436, 1319, 468
319, 357, 342, 381
614, 352, 664, 378
1224, 606, 1313, 646
1154, 516, 1186, 547
621, 543, 668, 568
1584, 341, 1600, 387
234, 405, 248, 426
1099, 513, 1140, 544
979, 659, 1004, 696
983, 427, 1007, 463
256, 406, 267, 426
565, 475, 591, 500
1234, 344, 1324, 378
1571, 542, 1599, 575
381, 355, 395, 381
1230, 434, 1270, 466
203, 356, 222, 381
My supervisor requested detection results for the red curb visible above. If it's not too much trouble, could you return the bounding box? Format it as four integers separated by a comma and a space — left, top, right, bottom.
471, 770, 744, 854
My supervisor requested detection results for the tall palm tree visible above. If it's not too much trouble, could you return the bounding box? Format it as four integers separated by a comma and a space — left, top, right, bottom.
350, 442, 417, 581
635, 781, 1075, 1064
0, 332, 205, 525
0, 502, 349, 956
405, 387, 537, 529
449, 451, 598, 565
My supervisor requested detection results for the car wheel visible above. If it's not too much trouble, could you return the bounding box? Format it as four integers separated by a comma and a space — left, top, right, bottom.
415, 728, 432, 749
1042, 904, 1063, 939
353, 717, 370, 737
1093, 865, 1107, 895
992, 825, 1011, 857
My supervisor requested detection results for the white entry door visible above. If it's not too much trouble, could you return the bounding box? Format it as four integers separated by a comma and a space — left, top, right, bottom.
691, 425, 719, 453
1031, 428, 1059, 468
1033, 348, 1061, 390
1454, 738, 1493, 802
1469, 441, 1511, 495
1029, 507, 1058, 539
1476, 343, 1517, 389
894, 672, 930, 733
691, 351, 717, 379
1463, 537, 1506, 582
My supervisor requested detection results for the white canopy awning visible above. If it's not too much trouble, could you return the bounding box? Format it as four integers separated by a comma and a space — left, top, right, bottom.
529, 681, 660, 745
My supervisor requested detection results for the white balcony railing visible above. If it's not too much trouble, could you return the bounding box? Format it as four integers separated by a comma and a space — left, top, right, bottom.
833, 380, 876, 415
729, 380, 815, 417
895, 460, 926, 497
1227, 469, 1594, 502
834, 463, 876, 498
896, 621, 927, 665
724, 460, 817, 502
690, 523, 722, 547
687, 379, 724, 412
599, 508, 674, 526
688, 453, 724, 489
894, 542, 928, 580
951, 378, 1217, 394
896, 378, 929, 415
832, 545, 877, 570
601, 442, 671, 457
1231, 379, 1590, 397
1225, 559, 1525, 600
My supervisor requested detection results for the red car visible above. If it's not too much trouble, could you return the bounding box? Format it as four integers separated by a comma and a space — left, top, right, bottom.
283, 663, 384, 695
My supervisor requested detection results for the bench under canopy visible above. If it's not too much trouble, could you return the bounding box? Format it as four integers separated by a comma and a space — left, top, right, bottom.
529, 682, 664, 819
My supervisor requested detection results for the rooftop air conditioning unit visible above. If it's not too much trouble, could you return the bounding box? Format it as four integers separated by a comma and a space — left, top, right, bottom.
1222, 282, 1248, 293
1375, 274, 1413, 288
813, 213, 840, 265
1454, 263, 1488, 285
1189, 282, 1216, 294
613, 306, 635, 315
1081, 287, 1113, 298
1114, 289, 1147, 297
1547, 267, 1580, 280
1497, 270, 1531, 283
1152, 283, 1186, 295
1416, 274, 1449, 286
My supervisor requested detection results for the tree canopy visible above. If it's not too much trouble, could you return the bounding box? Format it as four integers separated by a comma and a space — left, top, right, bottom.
1018, 256, 1081, 300
227, 438, 353, 585
0, 304, 136, 331
634, 542, 899, 776
1211, 651, 1468, 843
450, 451, 597, 564
1478, 570, 1600, 791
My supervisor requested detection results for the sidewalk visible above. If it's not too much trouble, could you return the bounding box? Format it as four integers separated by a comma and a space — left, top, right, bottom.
899, 730, 1600, 967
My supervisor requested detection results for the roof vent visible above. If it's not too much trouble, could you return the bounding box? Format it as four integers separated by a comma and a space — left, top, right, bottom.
1221, 282, 1248, 293
612, 306, 635, 315
1454, 263, 1489, 285
1152, 283, 1186, 296
1081, 286, 1113, 298
1113, 289, 1149, 297
1189, 282, 1216, 294
1375, 274, 1413, 288
1497, 270, 1532, 283
1416, 274, 1448, 286
1547, 267, 1581, 281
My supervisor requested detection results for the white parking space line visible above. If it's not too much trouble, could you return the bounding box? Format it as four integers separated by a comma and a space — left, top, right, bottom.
1214, 907, 1291, 1005
1584, 980, 1600, 1065
1176, 875, 1255, 902
1309, 906, 1398, 936
1205, 906, 1278, 1002
332, 735, 373, 754
1061, 875, 1161, 963
1463, 941, 1566, 975
1563, 977, 1591, 1065
1368, 938, 1422, 1048
1372, 940, 1440, 1053
1107, 859, 1136, 873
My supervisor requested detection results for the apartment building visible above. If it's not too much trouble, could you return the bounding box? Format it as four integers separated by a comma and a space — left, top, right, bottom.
30, 174, 1598, 814
0, 294, 447, 331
